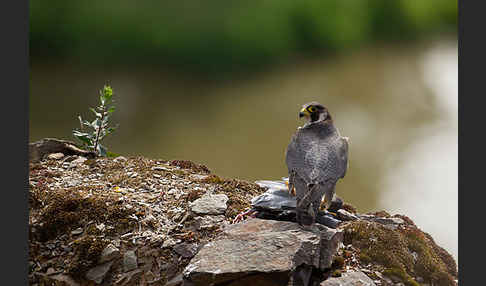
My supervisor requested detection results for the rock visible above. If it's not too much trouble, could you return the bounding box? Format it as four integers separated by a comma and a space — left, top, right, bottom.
316, 213, 342, 228
47, 153, 65, 160
189, 194, 228, 215
165, 274, 184, 286
114, 269, 143, 286
251, 187, 296, 211
29, 138, 96, 163
114, 156, 127, 162
327, 196, 344, 213
358, 215, 404, 226
162, 237, 181, 248
250, 183, 343, 229
320, 270, 376, 286
123, 250, 138, 272
336, 209, 358, 221
70, 156, 87, 165
194, 215, 226, 230
174, 243, 199, 258
183, 218, 343, 286
99, 244, 120, 263
85, 261, 114, 284
44, 274, 80, 286
71, 228, 83, 235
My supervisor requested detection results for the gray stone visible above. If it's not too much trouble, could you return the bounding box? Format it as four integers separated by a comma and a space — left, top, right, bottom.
47, 153, 65, 160
165, 274, 183, 286
251, 187, 296, 211
337, 209, 358, 221
250, 181, 343, 229
183, 218, 343, 286
320, 270, 376, 286
189, 194, 228, 215
70, 156, 87, 165
162, 237, 181, 248
113, 156, 127, 162
99, 244, 120, 263
194, 215, 225, 230
29, 138, 95, 163
358, 215, 404, 226
71, 228, 83, 235
123, 250, 138, 272
174, 243, 199, 258
85, 261, 114, 284
44, 274, 80, 286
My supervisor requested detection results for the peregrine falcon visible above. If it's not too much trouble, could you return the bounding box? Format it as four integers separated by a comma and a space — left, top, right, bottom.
285, 102, 349, 227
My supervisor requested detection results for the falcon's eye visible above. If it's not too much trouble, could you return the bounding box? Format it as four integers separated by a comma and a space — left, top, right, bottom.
307, 106, 317, 113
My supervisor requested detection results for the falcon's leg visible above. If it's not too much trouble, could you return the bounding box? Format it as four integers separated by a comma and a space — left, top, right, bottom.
321, 183, 337, 215
296, 183, 320, 227
285, 181, 296, 196
287, 173, 296, 196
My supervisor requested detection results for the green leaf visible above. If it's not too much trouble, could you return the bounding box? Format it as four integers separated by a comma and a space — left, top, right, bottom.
106, 151, 120, 158
107, 106, 116, 113
90, 107, 102, 118
73, 130, 93, 146
91, 118, 102, 128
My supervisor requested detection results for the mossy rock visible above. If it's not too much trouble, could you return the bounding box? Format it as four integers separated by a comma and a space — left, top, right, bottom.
343, 220, 457, 286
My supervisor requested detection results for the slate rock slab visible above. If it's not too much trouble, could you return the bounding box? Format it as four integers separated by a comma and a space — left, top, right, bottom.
320, 270, 376, 286
190, 194, 229, 215
183, 218, 343, 286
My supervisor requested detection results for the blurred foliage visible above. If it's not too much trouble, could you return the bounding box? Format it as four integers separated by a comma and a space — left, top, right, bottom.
30, 0, 456, 73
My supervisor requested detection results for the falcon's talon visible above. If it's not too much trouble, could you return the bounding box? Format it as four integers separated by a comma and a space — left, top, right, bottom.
232, 209, 256, 224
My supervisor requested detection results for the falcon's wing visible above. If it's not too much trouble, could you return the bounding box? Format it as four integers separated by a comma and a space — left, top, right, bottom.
338, 136, 349, 178
286, 128, 339, 184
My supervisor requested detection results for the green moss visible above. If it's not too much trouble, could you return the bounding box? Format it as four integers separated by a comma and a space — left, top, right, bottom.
331, 270, 342, 277
36, 187, 135, 241
343, 220, 457, 286
199, 174, 225, 184
68, 235, 109, 280
358, 251, 372, 264
383, 268, 419, 286
169, 159, 210, 174
332, 255, 345, 269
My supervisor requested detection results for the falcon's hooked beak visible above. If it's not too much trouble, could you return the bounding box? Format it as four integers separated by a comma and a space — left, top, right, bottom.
299, 107, 311, 119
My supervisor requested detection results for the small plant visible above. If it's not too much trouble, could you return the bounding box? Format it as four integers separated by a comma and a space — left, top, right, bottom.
73, 84, 118, 157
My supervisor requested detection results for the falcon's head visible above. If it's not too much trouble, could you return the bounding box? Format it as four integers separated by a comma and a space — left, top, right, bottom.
298, 102, 331, 123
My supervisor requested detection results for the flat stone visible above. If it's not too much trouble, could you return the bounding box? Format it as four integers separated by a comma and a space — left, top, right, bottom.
251, 187, 296, 211
123, 250, 138, 272
99, 244, 120, 263
113, 156, 127, 162
250, 181, 343, 228
70, 156, 87, 165
194, 215, 225, 230
47, 153, 65, 160
320, 270, 376, 286
165, 274, 183, 286
189, 194, 228, 215
85, 261, 114, 284
359, 215, 405, 226
174, 243, 199, 258
162, 237, 181, 248
183, 218, 343, 286
44, 274, 80, 286
337, 209, 358, 221
71, 228, 83, 235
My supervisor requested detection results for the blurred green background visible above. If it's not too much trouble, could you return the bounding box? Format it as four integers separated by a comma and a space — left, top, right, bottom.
30, 1, 456, 72
29, 1, 457, 259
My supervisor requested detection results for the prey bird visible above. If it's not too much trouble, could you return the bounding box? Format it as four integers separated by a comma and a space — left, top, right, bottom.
285, 102, 349, 227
